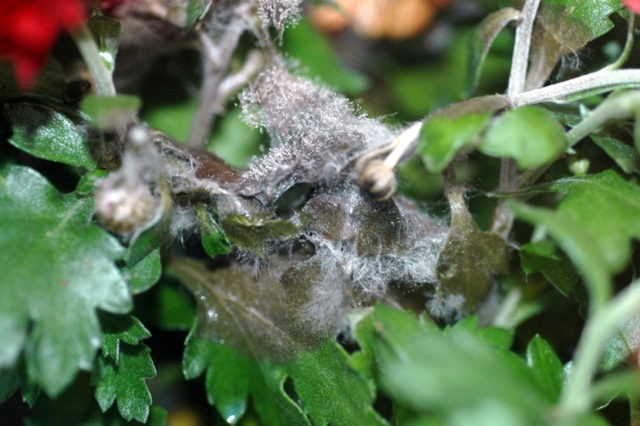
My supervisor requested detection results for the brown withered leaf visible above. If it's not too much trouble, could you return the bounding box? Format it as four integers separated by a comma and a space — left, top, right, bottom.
167, 257, 346, 361
525, 0, 622, 90
434, 187, 509, 314
303, 188, 406, 256
467, 8, 521, 95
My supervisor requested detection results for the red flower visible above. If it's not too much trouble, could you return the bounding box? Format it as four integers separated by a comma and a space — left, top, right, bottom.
624, 0, 640, 13
0, 0, 85, 89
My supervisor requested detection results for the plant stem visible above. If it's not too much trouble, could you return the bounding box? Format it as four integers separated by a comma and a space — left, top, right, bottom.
507, 0, 541, 97
512, 69, 640, 106
492, 0, 540, 237
558, 280, 640, 418
602, 13, 636, 72
188, 3, 253, 147
565, 91, 640, 146
71, 24, 116, 96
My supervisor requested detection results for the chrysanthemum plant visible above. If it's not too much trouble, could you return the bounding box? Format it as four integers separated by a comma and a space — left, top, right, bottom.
2, 0, 640, 424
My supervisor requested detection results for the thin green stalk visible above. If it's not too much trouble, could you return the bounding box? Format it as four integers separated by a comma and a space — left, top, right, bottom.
602, 13, 636, 72
558, 281, 640, 418
71, 24, 116, 96
565, 90, 640, 146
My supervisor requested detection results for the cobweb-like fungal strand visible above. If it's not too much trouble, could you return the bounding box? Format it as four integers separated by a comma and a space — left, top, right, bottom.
238, 64, 398, 201
257, 0, 304, 37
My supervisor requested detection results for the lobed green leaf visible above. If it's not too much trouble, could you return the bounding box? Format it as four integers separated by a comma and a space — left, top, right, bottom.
512, 170, 640, 309
0, 166, 131, 396
95, 344, 156, 423
289, 342, 386, 426
182, 332, 309, 425
361, 306, 550, 423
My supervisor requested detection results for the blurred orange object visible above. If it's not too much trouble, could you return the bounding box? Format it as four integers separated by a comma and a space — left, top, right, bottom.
309, 0, 450, 40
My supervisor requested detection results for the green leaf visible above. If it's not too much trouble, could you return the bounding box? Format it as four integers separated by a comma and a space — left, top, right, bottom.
123, 248, 162, 294
526, 335, 564, 403
387, 32, 512, 119
520, 241, 578, 297
635, 111, 640, 153
95, 314, 155, 423
87, 13, 122, 73
289, 341, 386, 426
0, 166, 131, 396
419, 112, 491, 172
0, 367, 20, 403
146, 283, 196, 331
592, 370, 640, 403
591, 135, 639, 174
284, 19, 368, 95
542, 0, 622, 39
95, 344, 156, 423
196, 205, 231, 259
81, 95, 141, 131
367, 306, 549, 423
0, 60, 68, 100
185, 0, 212, 27
351, 305, 432, 381
481, 106, 567, 169
183, 332, 309, 425
511, 171, 640, 308
5, 102, 96, 168
467, 8, 521, 95
601, 312, 640, 372
545, 171, 640, 275
447, 316, 513, 351
76, 169, 109, 195
146, 406, 169, 426
100, 314, 151, 362
143, 97, 195, 143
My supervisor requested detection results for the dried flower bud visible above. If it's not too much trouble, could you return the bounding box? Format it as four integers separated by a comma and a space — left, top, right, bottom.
94, 175, 158, 234
356, 159, 397, 201
94, 126, 165, 235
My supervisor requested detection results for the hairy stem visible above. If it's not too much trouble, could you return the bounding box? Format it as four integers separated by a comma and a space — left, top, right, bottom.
558, 281, 640, 418
507, 0, 541, 97
492, 0, 540, 237
512, 69, 640, 107
188, 4, 251, 147
71, 24, 116, 96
